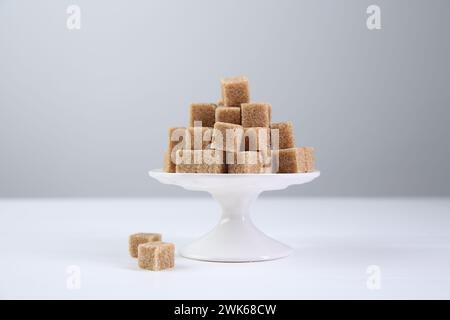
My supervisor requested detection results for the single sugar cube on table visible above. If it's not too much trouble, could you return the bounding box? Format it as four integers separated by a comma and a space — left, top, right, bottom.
138, 241, 175, 271
215, 106, 241, 125
211, 122, 244, 152
272, 147, 315, 173
271, 122, 295, 149
243, 127, 270, 151
227, 151, 264, 174
189, 103, 216, 128
175, 149, 226, 173
129, 233, 162, 258
241, 103, 272, 128
221, 76, 250, 107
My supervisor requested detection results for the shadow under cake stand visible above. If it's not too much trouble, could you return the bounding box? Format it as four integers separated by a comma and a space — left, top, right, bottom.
149, 169, 320, 262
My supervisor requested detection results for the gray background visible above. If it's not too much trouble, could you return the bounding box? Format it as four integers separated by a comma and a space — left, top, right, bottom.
1, 0, 449, 197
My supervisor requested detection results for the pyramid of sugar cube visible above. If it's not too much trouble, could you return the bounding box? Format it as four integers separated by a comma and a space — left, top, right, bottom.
163, 76, 315, 174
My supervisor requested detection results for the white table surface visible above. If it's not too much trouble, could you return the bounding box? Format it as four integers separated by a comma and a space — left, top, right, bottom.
1, 197, 449, 300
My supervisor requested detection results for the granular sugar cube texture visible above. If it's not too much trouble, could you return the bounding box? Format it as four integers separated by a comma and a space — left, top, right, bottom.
211, 121, 244, 152
167, 127, 187, 152
138, 242, 175, 271
187, 127, 213, 150
272, 147, 315, 173
227, 151, 263, 174
272, 148, 297, 173
175, 149, 226, 173
129, 233, 162, 258
221, 76, 250, 107
259, 150, 273, 173
297, 147, 315, 173
165, 127, 188, 172
215, 106, 241, 125
189, 103, 216, 128
244, 127, 270, 151
271, 122, 295, 149
241, 103, 271, 128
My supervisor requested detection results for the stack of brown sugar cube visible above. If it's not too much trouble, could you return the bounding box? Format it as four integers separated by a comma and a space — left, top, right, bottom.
163, 76, 315, 174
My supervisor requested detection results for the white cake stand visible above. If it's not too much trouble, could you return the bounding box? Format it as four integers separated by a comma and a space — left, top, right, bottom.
148, 169, 320, 262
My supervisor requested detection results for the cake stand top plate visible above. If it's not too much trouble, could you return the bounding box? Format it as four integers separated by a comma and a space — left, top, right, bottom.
149, 169, 320, 192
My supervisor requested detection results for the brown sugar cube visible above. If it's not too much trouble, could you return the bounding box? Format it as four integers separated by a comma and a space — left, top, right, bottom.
221, 76, 250, 107
176, 149, 225, 166
297, 147, 315, 173
227, 151, 263, 174
272, 148, 296, 173
138, 242, 175, 271
226, 150, 270, 168
217, 100, 224, 107
244, 127, 270, 151
215, 107, 241, 125
167, 127, 189, 163
211, 122, 244, 152
271, 122, 295, 149
175, 149, 226, 173
259, 150, 273, 173
168, 127, 213, 153
168, 127, 188, 152
269, 105, 272, 124
270, 125, 280, 150
166, 128, 189, 171
189, 103, 216, 128
187, 127, 213, 150
272, 147, 315, 173
224, 150, 262, 166
241, 103, 271, 128
163, 151, 176, 173
129, 233, 162, 258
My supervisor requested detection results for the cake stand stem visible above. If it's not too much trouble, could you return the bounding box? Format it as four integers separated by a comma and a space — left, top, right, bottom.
212, 190, 258, 221
180, 189, 293, 262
